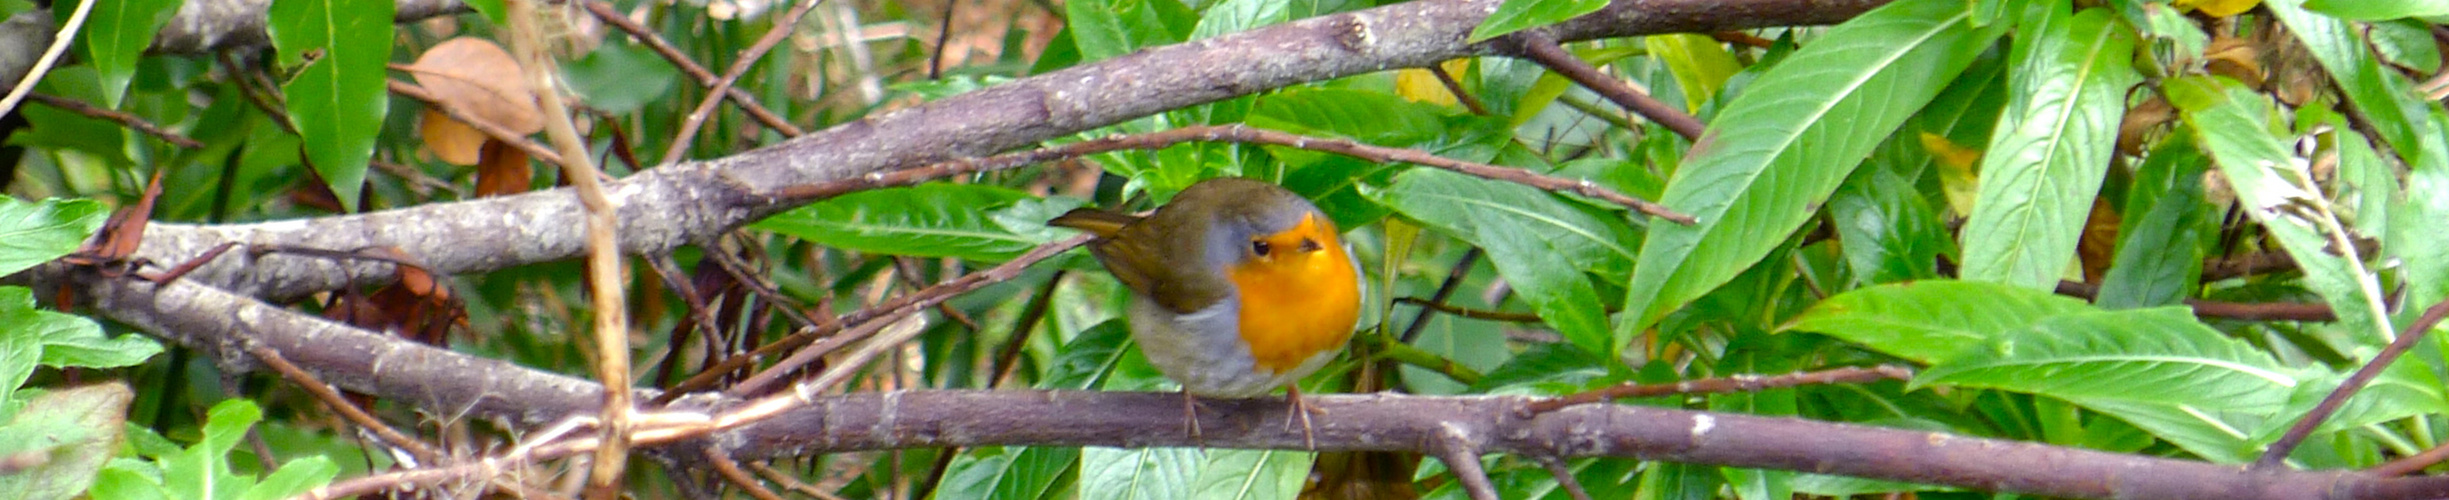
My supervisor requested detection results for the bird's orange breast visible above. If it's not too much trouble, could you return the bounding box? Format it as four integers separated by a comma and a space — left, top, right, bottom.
1226, 213, 1361, 374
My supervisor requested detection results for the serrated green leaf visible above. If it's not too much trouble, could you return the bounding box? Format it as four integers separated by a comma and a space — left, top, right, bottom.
1780, 280, 2091, 364
2096, 133, 2209, 309
1468, 0, 1605, 42
36, 316, 161, 370
73, 0, 182, 108
1375, 169, 1637, 355
2370, 20, 2442, 74
753, 184, 1079, 263
269, 0, 394, 211
0, 197, 105, 277
1622, 0, 2012, 346
2300, 0, 2449, 19
2170, 77, 2392, 344
1959, 6, 2140, 289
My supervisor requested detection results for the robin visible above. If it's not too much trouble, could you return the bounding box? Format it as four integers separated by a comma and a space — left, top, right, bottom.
1047, 177, 1363, 446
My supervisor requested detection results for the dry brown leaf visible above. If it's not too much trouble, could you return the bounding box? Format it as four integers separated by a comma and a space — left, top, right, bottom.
419, 108, 487, 165
406, 37, 545, 135
2119, 97, 2175, 157
2204, 36, 2264, 85
474, 139, 534, 197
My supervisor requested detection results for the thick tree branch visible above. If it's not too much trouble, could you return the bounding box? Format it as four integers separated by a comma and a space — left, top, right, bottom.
26, 0, 1881, 301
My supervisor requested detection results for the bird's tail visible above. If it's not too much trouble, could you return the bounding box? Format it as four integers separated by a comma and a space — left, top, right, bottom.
1045, 208, 1139, 237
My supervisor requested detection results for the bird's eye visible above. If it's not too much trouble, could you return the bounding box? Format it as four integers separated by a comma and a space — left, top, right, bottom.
1298, 238, 1322, 252
1251, 240, 1272, 256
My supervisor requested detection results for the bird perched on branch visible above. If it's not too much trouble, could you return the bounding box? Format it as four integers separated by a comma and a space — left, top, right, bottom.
1047, 177, 1363, 446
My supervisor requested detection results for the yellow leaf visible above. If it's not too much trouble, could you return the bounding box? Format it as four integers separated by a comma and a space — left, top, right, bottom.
1395, 60, 1471, 107
2174, 0, 2259, 17
1921, 132, 1984, 215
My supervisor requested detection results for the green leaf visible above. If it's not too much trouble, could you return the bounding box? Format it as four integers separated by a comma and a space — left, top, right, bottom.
1189, 0, 1355, 40
1468, 0, 1605, 42
461, 0, 506, 23
1829, 162, 1952, 286
2256, 359, 2449, 445
1187, 449, 1311, 500
2300, 0, 2449, 19
1958, 6, 2141, 289
1080, 447, 1199, 499
753, 184, 1080, 263
939, 446, 1080, 500
1780, 280, 2091, 364
2169, 77, 2392, 344
235, 456, 338, 500
0, 197, 105, 277
1621, 0, 2012, 342
89, 462, 169, 500
1916, 307, 2296, 463
2096, 133, 2209, 310
1645, 34, 1744, 111
0, 383, 129, 500
1067, 0, 1194, 61
7, 67, 129, 165
166, 400, 264, 500
1040, 320, 1133, 391
72, 0, 183, 108
2370, 20, 2443, 74
269, 0, 395, 211
564, 41, 681, 114
36, 317, 162, 370
1248, 88, 1451, 148
1375, 169, 1638, 355
2269, 0, 2435, 169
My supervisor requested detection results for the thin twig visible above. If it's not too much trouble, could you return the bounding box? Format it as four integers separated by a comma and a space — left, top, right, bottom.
581, 0, 802, 136
244, 343, 442, 463
660, 0, 828, 165
2054, 281, 2337, 322
747, 461, 852, 500
762, 124, 1696, 224
2375, 441, 2449, 476
1507, 31, 1707, 140
1525, 365, 1914, 414
389, 79, 565, 166
725, 236, 1091, 397
703, 446, 787, 500
1534, 455, 1593, 500
23, 93, 205, 148
927, 0, 957, 79
2258, 296, 2449, 468
0, 0, 93, 118
1394, 296, 1543, 323
1431, 434, 1499, 500
1401, 249, 1484, 343
505, 0, 630, 496
1426, 63, 1490, 116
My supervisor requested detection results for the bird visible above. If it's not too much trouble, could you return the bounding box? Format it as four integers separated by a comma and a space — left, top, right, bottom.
1046, 177, 1363, 447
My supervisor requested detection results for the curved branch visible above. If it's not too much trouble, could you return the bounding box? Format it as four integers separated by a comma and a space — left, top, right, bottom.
33, 0, 1883, 301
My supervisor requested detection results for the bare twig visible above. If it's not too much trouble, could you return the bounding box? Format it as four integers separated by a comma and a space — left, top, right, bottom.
1431, 432, 1499, 500
659, 0, 828, 165
1426, 63, 1490, 115
1394, 296, 1543, 323
1506, 31, 1707, 140
765, 124, 1695, 224
2258, 296, 2449, 468
2053, 281, 2337, 322
703, 446, 787, 500
581, 0, 802, 136
505, 0, 631, 496
1401, 249, 1484, 342
388, 79, 565, 166
245, 343, 442, 463
748, 462, 852, 500
1525, 365, 1914, 414
23, 93, 205, 148
1534, 455, 1594, 500
725, 236, 1089, 397
0, 0, 92, 118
